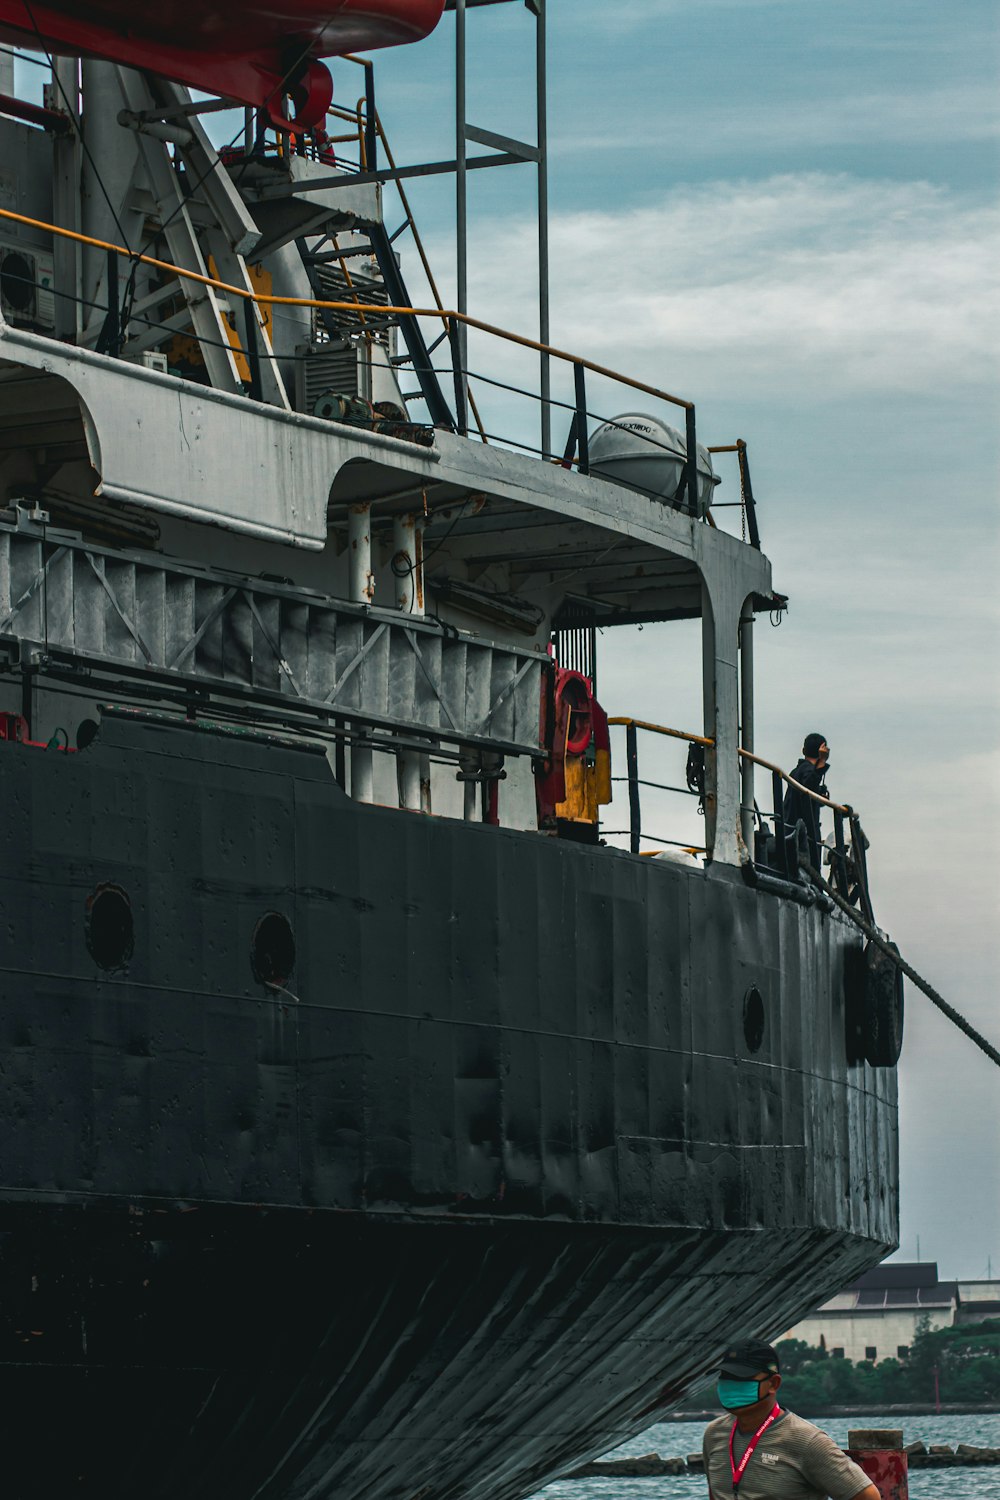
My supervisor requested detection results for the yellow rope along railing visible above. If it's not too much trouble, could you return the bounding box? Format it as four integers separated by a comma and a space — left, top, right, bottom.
607, 716, 713, 747
0, 204, 694, 415
607, 718, 853, 815
738, 748, 852, 816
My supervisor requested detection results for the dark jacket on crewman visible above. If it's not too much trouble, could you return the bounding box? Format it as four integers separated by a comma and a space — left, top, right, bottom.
783, 757, 828, 843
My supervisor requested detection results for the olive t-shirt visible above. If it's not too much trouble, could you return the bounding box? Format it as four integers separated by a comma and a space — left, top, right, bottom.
703, 1410, 871, 1500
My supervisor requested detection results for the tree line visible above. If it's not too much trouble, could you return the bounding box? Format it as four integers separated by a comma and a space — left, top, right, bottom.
674, 1319, 1000, 1413
773, 1319, 1000, 1410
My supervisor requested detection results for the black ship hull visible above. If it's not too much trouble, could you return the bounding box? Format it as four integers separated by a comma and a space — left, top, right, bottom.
0, 712, 897, 1498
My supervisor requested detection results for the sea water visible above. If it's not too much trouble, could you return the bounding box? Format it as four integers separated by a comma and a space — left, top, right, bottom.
530, 1413, 1000, 1499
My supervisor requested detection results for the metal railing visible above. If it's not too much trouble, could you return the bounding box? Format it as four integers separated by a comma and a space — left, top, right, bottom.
0, 48, 769, 538
606, 716, 873, 915
308, 66, 756, 522
0, 198, 710, 518
605, 718, 712, 857
746, 747, 874, 920
706, 440, 761, 549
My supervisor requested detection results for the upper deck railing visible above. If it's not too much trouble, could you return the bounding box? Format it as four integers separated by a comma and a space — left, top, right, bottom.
0, 37, 766, 542
0, 202, 704, 464
0, 190, 763, 542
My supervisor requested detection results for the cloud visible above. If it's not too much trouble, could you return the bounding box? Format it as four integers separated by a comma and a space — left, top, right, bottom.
444, 172, 1000, 407
551, 83, 1000, 155
577, 0, 809, 22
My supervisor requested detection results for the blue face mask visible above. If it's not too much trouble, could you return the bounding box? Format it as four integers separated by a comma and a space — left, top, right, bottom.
717, 1377, 765, 1410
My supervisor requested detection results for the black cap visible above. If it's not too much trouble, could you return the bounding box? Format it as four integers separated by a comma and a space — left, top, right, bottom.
802, 733, 827, 759
718, 1338, 780, 1379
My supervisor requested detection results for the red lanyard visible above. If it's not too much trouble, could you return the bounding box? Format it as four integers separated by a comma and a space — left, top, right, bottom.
729, 1405, 781, 1494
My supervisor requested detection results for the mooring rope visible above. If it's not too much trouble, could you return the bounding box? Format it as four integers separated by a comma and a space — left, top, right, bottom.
802, 862, 1000, 1070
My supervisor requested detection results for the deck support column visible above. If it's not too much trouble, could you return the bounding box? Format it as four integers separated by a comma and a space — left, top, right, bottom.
349, 502, 374, 802
349, 502, 375, 607
701, 567, 743, 867
739, 604, 755, 855
394, 513, 427, 811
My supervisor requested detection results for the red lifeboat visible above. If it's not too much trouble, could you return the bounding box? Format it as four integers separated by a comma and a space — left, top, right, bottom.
0, 0, 445, 127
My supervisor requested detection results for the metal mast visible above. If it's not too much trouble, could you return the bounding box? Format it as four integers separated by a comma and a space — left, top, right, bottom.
452, 0, 550, 454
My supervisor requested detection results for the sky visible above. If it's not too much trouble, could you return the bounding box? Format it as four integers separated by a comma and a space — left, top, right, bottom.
11, 2, 998, 1278
360, 0, 1000, 1281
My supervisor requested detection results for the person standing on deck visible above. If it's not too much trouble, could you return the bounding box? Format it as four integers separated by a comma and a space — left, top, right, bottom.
783, 734, 831, 853
702, 1338, 880, 1500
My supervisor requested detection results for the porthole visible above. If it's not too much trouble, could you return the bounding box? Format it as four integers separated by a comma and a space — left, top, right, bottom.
743, 985, 765, 1053
86, 885, 134, 972
251, 912, 295, 987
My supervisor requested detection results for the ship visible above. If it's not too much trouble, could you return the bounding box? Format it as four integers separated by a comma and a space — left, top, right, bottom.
0, 4, 902, 1497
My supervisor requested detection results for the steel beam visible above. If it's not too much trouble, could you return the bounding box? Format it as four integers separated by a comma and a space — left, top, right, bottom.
253, 152, 526, 200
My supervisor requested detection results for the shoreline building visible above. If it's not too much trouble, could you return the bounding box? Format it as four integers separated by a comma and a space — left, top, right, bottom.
782, 1263, 1000, 1364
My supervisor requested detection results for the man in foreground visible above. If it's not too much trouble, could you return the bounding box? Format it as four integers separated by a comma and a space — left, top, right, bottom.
703, 1339, 881, 1500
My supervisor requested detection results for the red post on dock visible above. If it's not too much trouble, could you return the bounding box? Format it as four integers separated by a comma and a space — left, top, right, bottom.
847, 1429, 908, 1500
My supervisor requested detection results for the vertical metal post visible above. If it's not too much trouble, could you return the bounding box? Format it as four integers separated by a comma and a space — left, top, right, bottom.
772, 770, 789, 878
737, 439, 761, 549
849, 813, 875, 924
574, 364, 589, 475
534, 0, 551, 458
833, 809, 848, 898
449, 319, 468, 436
739, 607, 754, 856
364, 62, 378, 174
96, 247, 120, 356
684, 405, 699, 516
626, 721, 641, 854
51, 56, 81, 340
0, 47, 13, 97
455, 0, 469, 389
